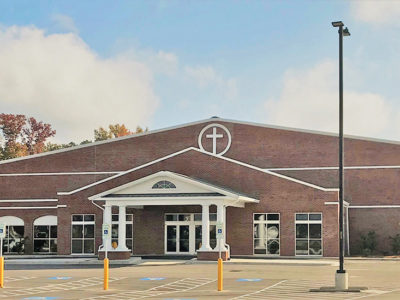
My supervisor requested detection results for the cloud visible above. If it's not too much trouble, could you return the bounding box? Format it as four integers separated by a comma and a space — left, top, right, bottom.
184, 65, 238, 99
0, 25, 158, 142
51, 14, 79, 33
351, 0, 400, 25
264, 61, 393, 138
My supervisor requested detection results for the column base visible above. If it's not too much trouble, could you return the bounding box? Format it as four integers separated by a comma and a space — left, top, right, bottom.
98, 250, 131, 260
335, 271, 348, 290
197, 251, 229, 261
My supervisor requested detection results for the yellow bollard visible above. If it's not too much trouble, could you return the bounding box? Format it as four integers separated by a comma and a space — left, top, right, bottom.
217, 258, 223, 291
104, 258, 109, 290
0, 256, 4, 288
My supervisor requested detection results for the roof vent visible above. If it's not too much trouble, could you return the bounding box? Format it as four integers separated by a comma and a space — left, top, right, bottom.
211, 116, 219, 119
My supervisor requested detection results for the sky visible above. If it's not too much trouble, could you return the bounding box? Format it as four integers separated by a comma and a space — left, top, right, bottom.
1, 0, 400, 143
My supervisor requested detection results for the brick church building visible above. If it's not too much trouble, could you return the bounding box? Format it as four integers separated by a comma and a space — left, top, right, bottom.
0, 117, 399, 260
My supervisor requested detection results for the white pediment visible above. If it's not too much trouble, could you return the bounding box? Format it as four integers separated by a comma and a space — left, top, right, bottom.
113, 174, 212, 195
88, 171, 259, 208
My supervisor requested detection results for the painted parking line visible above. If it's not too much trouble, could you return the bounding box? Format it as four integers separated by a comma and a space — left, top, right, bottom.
4, 276, 36, 283
231, 279, 388, 300
82, 278, 216, 300
0, 277, 125, 298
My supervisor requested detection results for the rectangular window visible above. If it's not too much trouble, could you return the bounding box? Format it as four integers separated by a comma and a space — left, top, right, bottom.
111, 214, 134, 252
295, 213, 322, 256
34, 225, 57, 253
71, 214, 95, 254
253, 213, 280, 255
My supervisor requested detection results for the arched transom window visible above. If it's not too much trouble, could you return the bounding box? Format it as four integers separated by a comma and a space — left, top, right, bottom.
152, 180, 176, 189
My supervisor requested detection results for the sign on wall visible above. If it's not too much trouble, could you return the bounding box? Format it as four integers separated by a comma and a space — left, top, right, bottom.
216, 222, 223, 239
0, 224, 5, 239
102, 224, 111, 240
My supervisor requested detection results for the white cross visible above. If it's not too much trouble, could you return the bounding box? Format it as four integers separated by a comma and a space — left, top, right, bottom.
206, 127, 223, 154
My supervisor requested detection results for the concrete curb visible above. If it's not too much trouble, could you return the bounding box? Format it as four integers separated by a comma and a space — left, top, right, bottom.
187, 258, 339, 266
4, 257, 142, 265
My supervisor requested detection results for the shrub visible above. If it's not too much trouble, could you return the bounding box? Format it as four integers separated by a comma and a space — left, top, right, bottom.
360, 231, 377, 256
389, 234, 400, 255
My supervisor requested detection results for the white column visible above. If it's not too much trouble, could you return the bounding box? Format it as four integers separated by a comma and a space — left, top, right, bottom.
117, 205, 128, 251
217, 203, 227, 251
199, 204, 212, 251
103, 203, 112, 251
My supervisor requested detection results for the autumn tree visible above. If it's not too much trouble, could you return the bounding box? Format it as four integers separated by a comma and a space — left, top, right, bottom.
94, 124, 147, 141
23, 117, 56, 155
0, 114, 27, 159
0, 114, 56, 160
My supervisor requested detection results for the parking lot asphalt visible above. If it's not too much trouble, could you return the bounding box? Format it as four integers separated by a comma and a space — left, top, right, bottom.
1, 258, 400, 299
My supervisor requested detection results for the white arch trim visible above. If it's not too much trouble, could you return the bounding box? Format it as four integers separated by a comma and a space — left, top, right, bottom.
34, 215, 57, 226
0, 216, 24, 226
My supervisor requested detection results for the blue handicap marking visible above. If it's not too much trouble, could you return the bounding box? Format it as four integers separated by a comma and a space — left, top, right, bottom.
217, 229, 222, 233
23, 297, 60, 300
237, 278, 262, 282
140, 277, 165, 281
48, 277, 71, 280
164, 298, 197, 300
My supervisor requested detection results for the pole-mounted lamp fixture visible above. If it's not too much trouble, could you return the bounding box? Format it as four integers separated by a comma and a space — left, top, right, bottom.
332, 20, 350, 290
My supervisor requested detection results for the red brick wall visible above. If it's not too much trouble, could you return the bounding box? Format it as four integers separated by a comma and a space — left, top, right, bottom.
2, 120, 400, 175
349, 208, 400, 255
57, 149, 339, 256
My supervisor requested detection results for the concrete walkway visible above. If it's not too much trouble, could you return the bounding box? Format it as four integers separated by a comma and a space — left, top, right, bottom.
189, 258, 339, 266
4, 256, 142, 265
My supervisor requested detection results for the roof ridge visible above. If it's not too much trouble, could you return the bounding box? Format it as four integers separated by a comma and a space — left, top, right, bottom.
2, 116, 400, 166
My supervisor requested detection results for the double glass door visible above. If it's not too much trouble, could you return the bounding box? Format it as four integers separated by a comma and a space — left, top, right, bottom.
166, 225, 190, 253
165, 213, 217, 255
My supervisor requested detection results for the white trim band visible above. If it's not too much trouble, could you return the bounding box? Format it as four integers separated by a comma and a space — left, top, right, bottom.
266, 165, 400, 171
0, 205, 66, 210
0, 171, 122, 177
349, 205, 400, 209
0, 199, 58, 203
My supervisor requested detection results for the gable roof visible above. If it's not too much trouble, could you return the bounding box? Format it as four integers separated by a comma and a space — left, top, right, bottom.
2, 117, 400, 166
88, 170, 259, 205
58, 147, 339, 195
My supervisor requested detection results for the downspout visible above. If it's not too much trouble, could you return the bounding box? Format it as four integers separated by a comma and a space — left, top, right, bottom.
91, 199, 105, 252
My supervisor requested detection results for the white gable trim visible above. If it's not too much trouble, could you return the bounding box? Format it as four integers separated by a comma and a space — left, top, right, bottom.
58, 148, 337, 196
89, 171, 258, 204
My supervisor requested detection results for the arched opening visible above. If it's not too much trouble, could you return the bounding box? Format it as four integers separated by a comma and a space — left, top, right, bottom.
0, 216, 24, 254
33, 215, 57, 253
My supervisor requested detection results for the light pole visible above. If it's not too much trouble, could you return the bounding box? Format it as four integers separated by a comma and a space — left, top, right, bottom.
332, 20, 350, 290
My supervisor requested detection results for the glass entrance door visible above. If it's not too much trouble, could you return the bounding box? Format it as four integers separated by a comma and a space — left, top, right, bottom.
166, 224, 190, 254
165, 213, 218, 255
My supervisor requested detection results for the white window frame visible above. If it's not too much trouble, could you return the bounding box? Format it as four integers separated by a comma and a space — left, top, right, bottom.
295, 213, 323, 257
0, 216, 25, 254
253, 213, 280, 256
111, 214, 133, 252
71, 214, 96, 255
33, 215, 57, 254
164, 213, 217, 255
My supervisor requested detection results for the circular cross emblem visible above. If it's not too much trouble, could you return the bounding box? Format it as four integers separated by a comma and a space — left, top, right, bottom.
198, 123, 232, 156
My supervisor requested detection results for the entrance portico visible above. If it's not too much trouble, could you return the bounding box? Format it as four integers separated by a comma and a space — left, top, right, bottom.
89, 171, 258, 260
